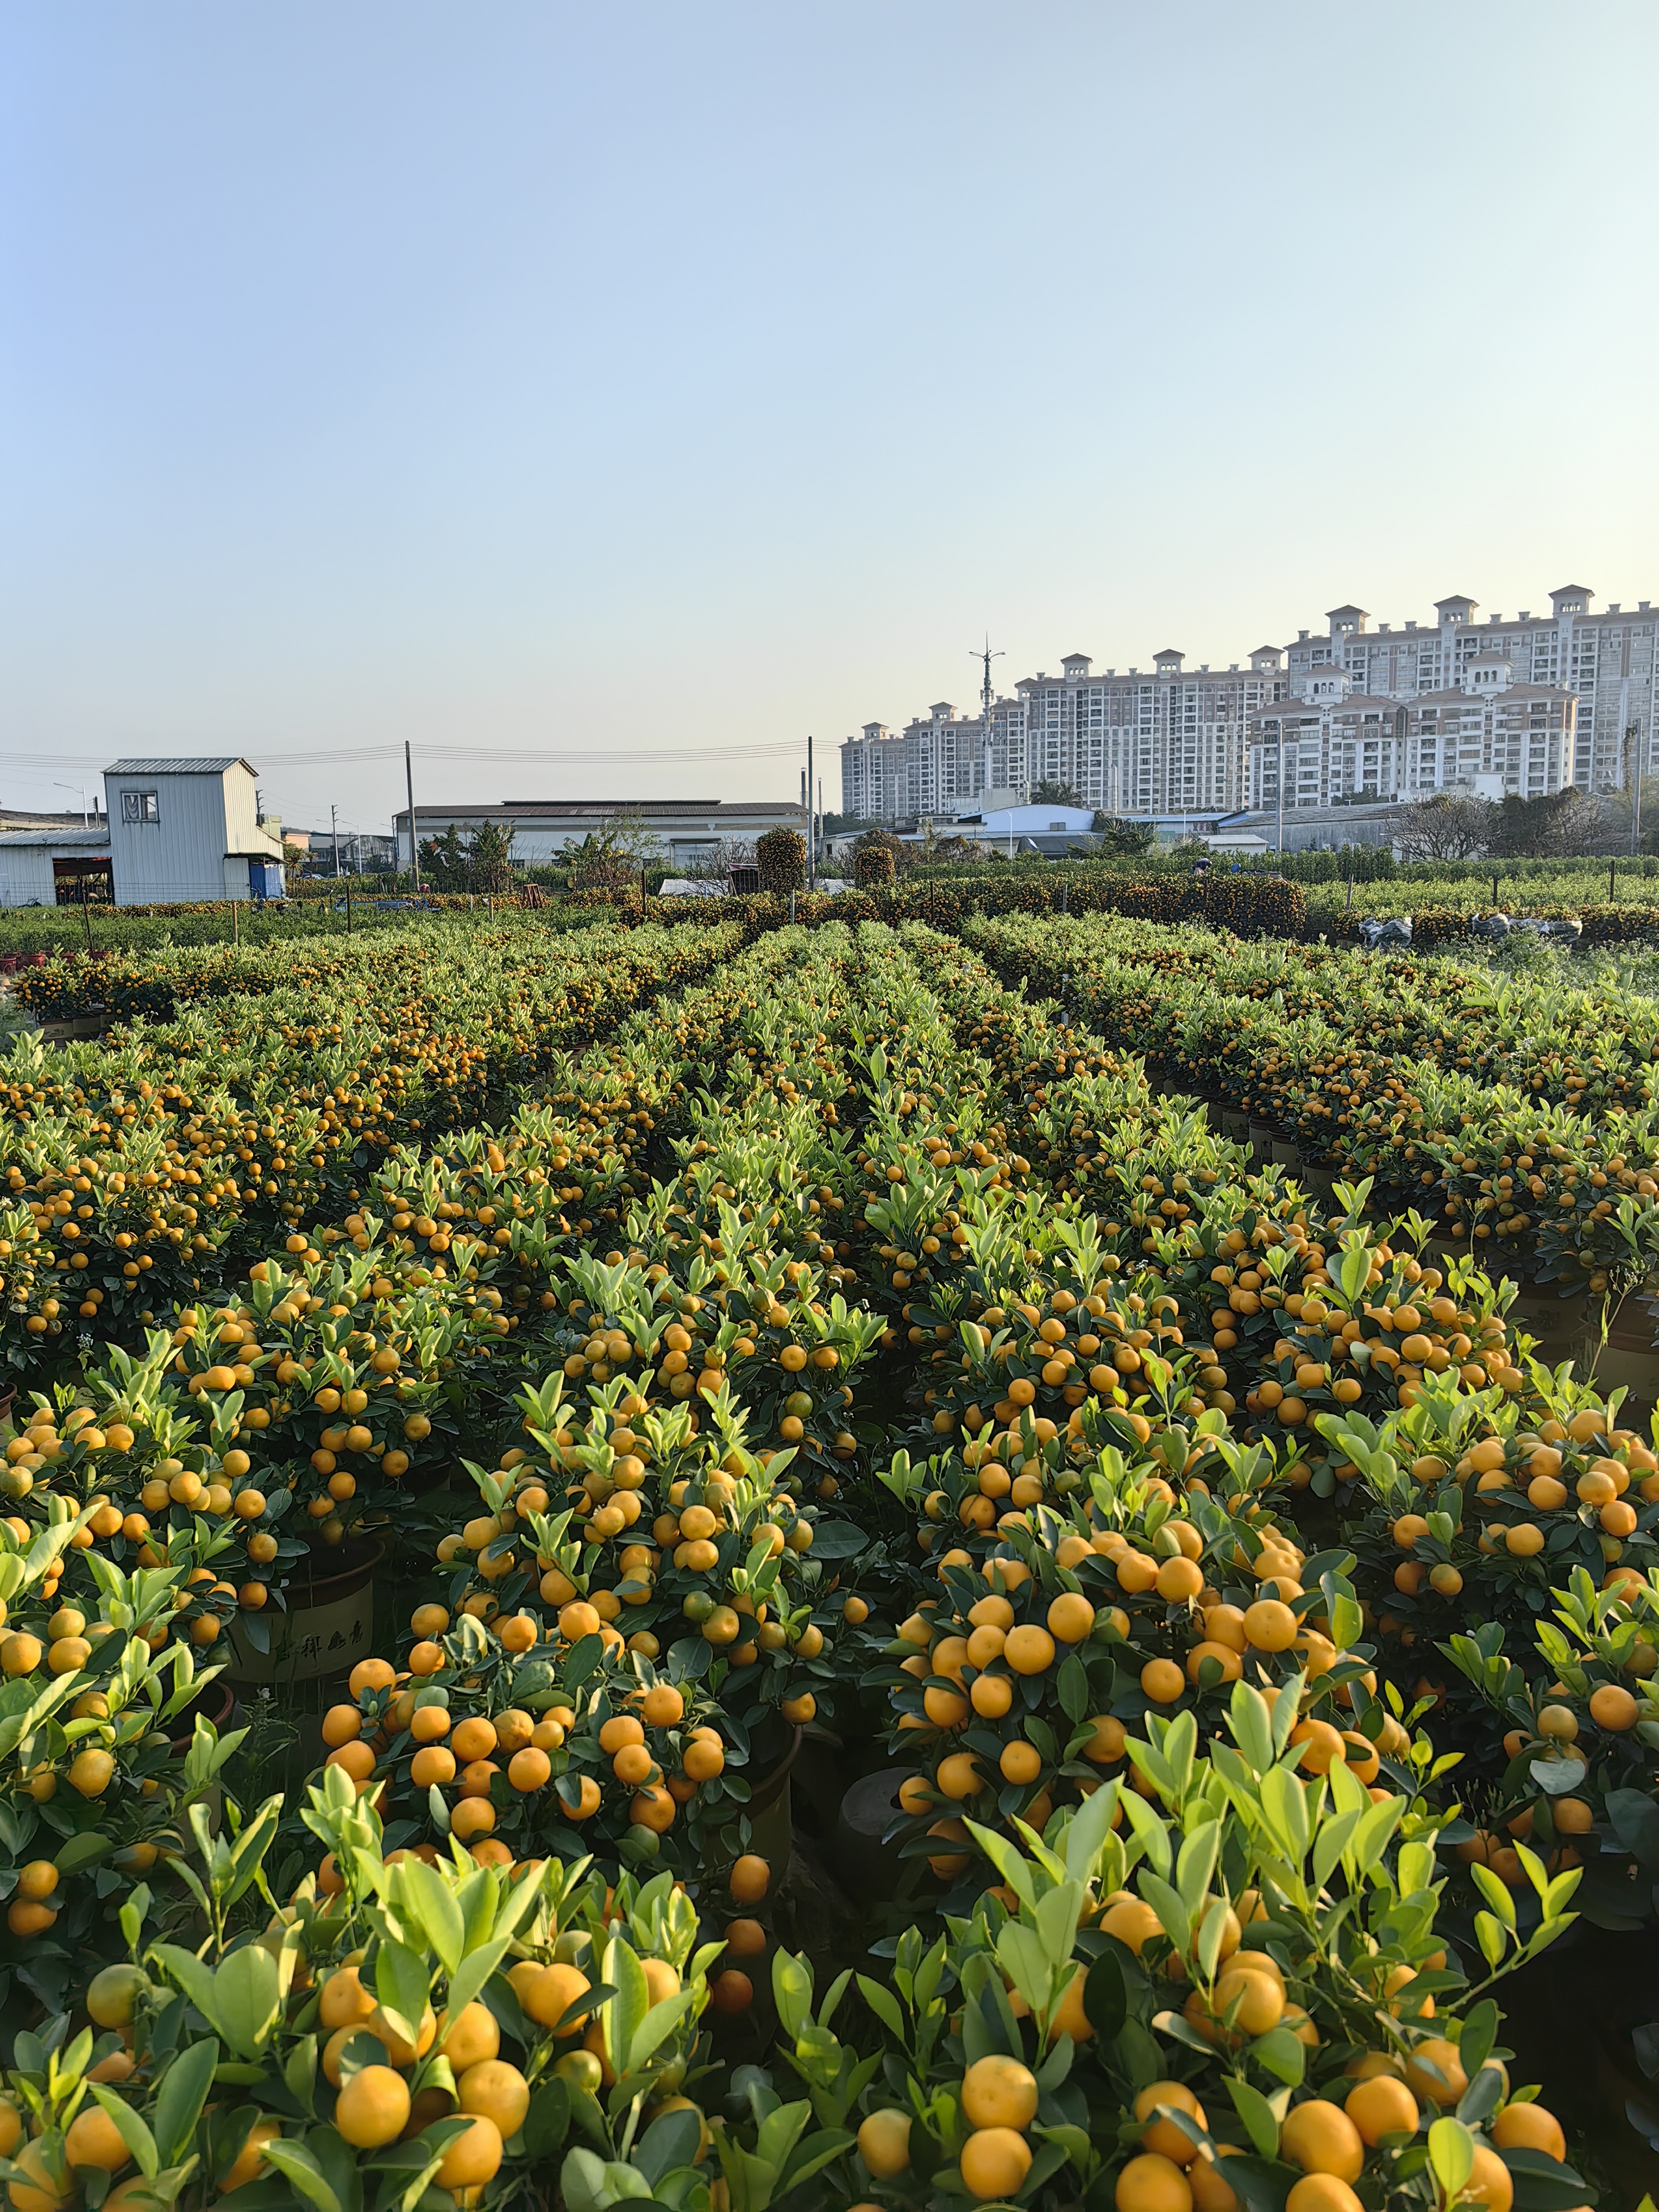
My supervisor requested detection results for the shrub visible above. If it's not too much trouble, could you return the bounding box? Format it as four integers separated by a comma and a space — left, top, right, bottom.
1447, 1566, 1659, 1924
755, 828, 806, 893
0, 1503, 237, 2001
778, 1714, 1587, 2209
315, 1604, 736, 1878
873, 1433, 1411, 1882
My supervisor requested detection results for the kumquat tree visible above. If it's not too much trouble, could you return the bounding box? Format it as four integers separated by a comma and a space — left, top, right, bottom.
4, 882, 1659, 2206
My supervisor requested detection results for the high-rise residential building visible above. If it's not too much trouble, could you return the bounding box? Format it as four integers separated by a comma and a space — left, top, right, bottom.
840, 585, 1652, 824
1248, 659, 1575, 810
1284, 588, 1655, 791
839, 650, 1286, 822
1015, 651, 1284, 818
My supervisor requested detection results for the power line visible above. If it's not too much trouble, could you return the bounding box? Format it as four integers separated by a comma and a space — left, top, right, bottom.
3, 738, 805, 772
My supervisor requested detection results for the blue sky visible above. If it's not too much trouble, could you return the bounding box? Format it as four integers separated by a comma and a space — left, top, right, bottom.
3, 3, 1656, 837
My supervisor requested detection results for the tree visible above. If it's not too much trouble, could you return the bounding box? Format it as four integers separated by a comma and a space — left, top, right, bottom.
854, 828, 909, 877
560, 812, 662, 893
1395, 791, 1495, 861
1092, 815, 1154, 857
755, 827, 806, 892
416, 821, 518, 891
466, 819, 517, 894
1031, 779, 1083, 808
418, 825, 471, 889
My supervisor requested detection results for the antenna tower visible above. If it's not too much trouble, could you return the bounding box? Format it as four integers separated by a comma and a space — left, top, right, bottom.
972, 635, 1004, 807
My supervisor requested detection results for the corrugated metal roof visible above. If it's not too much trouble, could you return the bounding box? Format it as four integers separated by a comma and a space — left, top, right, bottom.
105, 758, 255, 776
0, 832, 111, 849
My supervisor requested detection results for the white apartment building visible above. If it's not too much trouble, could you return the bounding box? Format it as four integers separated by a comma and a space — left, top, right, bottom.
843, 586, 1652, 827
839, 649, 1285, 823
1248, 658, 1575, 810
839, 691, 1032, 822
1285, 588, 1655, 791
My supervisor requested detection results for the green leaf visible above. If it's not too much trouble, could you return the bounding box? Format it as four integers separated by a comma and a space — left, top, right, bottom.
54, 1832, 113, 1877
1152, 2007, 1224, 2062
1474, 1912, 1507, 1969
1224, 2075, 1282, 2158
522, 2078, 572, 2164
1196, 1898, 1230, 1983
445, 1937, 510, 2023
1175, 1821, 1220, 1914
855, 1974, 905, 2039
1397, 1840, 1436, 1900
1139, 1874, 1191, 1962
1458, 2001, 1500, 2084
118, 1886, 152, 1955
604, 1936, 651, 2080
778, 2126, 858, 2195
1428, 2117, 1474, 2197
997, 1921, 1055, 2016
152, 1944, 226, 2043
396, 1859, 465, 1976
213, 1945, 282, 2062
1119, 1787, 1173, 1879
1350, 1793, 1405, 1871
1457, 2062, 1505, 2130
629, 1992, 694, 2074
1226, 1682, 1277, 1773
1472, 1863, 1520, 1933
961, 1818, 1040, 1912
771, 1949, 814, 2043
634, 2106, 703, 2184
1061, 1781, 1121, 1882
373, 1940, 430, 2055
284, 2033, 319, 2117
1250, 2026, 1306, 2086
1035, 1882, 1085, 1975
386, 2122, 470, 2212
151, 2037, 220, 2169
257, 2140, 345, 2212
88, 2088, 159, 2182
1260, 1767, 1311, 1866
1056, 1652, 1089, 1723
1082, 1952, 1126, 2041
752, 2098, 812, 2176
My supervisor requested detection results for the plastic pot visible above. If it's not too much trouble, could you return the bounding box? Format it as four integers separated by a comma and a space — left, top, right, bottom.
226, 1537, 382, 1687
737, 1725, 803, 1876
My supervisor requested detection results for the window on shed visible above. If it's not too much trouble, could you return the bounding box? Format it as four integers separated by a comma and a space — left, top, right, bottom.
121, 790, 160, 825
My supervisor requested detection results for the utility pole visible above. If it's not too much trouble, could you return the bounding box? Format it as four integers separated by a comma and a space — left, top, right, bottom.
332, 804, 340, 877
806, 733, 815, 889
405, 742, 422, 896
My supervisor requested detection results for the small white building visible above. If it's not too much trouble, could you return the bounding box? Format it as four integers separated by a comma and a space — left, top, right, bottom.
0, 758, 286, 909
943, 804, 1097, 844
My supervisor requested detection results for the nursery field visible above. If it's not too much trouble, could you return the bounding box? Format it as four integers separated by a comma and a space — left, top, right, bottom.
4, 900, 1659, 2212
